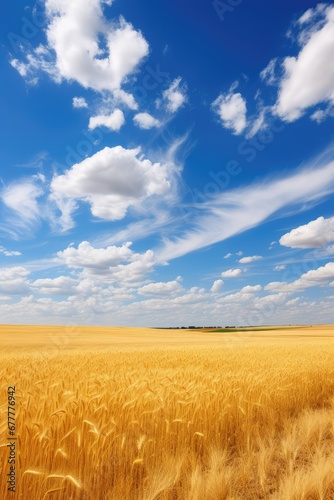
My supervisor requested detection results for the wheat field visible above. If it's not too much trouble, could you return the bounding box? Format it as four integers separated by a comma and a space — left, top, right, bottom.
1, 324, 334, 499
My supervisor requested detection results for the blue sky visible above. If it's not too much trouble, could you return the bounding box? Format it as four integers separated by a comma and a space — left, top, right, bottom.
1, 0, 334, 326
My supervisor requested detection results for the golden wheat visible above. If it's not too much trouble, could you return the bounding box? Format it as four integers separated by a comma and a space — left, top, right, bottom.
1, 325, 334, 498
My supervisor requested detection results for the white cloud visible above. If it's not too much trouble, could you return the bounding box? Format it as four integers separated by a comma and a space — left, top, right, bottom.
297, 4, 329, 26
1, 177, 44, 238
239, 255, 262, 264
109, 249, 156, 285
1, 289, 332, 327
310, 107, 334, 123
224, 252, 232, 259
1, 263, 334, 325
222, 284, 261, 304
72, 97, 88, 108
58, 241, 157, 284
221, 268, 242, 278
158, 153, 334, 262
160, 77, 187, 113
274, 265, 286, 271
51, 146, 171, 224
286, 297, 300, 306
2, 180, 43, 222
0, 266, 30, 295
212, 87, 247, 135
138, 277, 183, 296
88, 109, 125, 131
10, 0, 149, 107
275, 5, 334, 122
113, 89, 138, 110
245, 107, 267, 138
48, 197, 77, 233
280, 216, 334, 248
0, 247, 21, 257
260, 58, 278, 85
10, 59, 30, 78
58, 241, 134, 272
0, 267, 29, 280
32, 276, 77, 295
265, 262, 334, 294
240, 284, 262, 293
223, 291, 254, 303
133, 112, 161, 129
210, 279, 223, 293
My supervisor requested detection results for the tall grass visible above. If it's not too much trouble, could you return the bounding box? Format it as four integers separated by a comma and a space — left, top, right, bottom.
1, 334, 334, 498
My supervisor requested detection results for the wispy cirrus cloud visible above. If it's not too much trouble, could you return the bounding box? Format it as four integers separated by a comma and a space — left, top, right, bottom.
0, 175, 45, 239
158, 150, 334, 262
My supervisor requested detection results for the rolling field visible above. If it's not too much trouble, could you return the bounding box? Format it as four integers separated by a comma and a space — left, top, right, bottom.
1, 324, 334, 499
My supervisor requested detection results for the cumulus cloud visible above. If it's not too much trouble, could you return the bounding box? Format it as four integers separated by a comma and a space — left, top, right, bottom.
266, 262, 334, 294
10, 0, 149, 107
286, 297, 300, 306
0, 266, 30, 295
72, 97, 88, 108
58, 241, 134, 271
212, 86, 247, 135
221, 268, 242, 278
159, 77, 187, 113
0, 247, 21, 257
133, 112, 161, 129
222, 291, 254, 303
224, 252, 232, 259
240, 284, 262, 293
274, 4, 334, 122
210, 279, 224, 293
221, 284, 262, 304
0, 261, 334, 325
138, 277, 183, 296
57, 241, 157, 284
280, 216, 334, 248
110, 250, 157, 285
239, 255, 262, 264
50, 146, 171, 225
32, 276, 77, 295
88, 109, 125, 131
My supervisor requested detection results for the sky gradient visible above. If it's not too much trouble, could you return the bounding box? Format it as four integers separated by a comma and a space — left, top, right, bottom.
1, 0, 334, 326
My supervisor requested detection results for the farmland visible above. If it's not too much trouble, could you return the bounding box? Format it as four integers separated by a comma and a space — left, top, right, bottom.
1, 324, 334, 499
